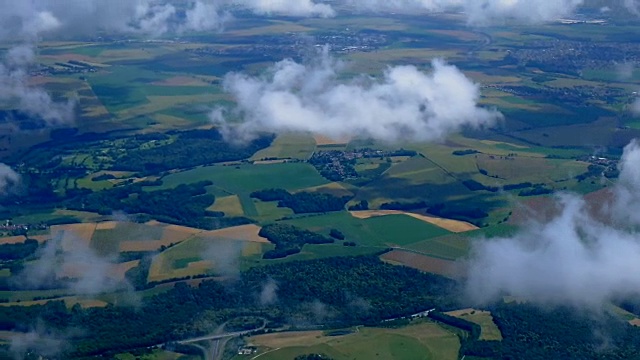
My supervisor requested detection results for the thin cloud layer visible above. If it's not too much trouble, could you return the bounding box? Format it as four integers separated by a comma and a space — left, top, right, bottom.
214, 48, 501, 143
13, 231, 133, 296
465, 140, 640, 308
345, 0, 584, 24
0, 45, 75, 126
0, 0, 334, 41
236, 0, 335, 17
631, 97, 640, 116
10, 328, 68, 360
0, 164, 20, 195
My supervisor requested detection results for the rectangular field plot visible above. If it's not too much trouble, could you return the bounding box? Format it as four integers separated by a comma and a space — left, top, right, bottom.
241, 321, 460, 360
283, 211, 452, 248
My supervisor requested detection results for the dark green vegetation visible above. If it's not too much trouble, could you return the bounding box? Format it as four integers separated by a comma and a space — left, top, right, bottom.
431, 303, 640, 360
113, 129, 274, 174
250, 188, 350, 214
68, 181, 251, 229
1, 8, 640, 360
259, 223, 334, 259
0, 239, 40, 261
295, 355, 334, 360
0, 255, 456, 357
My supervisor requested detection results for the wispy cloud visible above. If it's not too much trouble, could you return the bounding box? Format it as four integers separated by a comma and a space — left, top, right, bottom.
465, 140, 640, 308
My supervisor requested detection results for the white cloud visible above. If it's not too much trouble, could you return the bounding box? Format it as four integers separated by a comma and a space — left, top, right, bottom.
345, 0, 584, 24
10, 327, 68, 360
465, 140, 640, 308
630, 95, 640, 116
259, 278, 279, 306
14, 231, 133, 296
0, 164, 20, 195
624, 0, 640, 15
214, 48, 501, 143
235, 0, 335, 17
0, 45, 75, 126
0, 0, 334, 41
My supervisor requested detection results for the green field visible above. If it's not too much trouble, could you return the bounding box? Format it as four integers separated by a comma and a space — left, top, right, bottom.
238, 321, 460, 360
354, 156, 471, 208
282, 211, 452, 247
149, 235, 267, 281
251, 133, 317, 161
155, 163, 329, 194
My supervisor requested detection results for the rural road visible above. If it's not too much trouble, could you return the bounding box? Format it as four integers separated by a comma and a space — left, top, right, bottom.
178, 318, 266, 344
158, 317, 267, 359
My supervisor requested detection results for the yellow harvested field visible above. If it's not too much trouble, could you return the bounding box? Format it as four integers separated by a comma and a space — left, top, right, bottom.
29, 235, 51, 243
207, 195, 245, 217
429, 29, 485, 41
300, 182, 354, 197
148, 260, 213, 283
200, 224, 268, 243
445, 308, 503, 341
162, 224, 203, 236
253, 159, 288, 165
480, 140, 529, 148
0, 235, 28, 245
350, 210, 478, 233
119, 239, 178, 252
187, 260, 212, 270
112, 260, 141, 280
96, 221, 118, 230
0, 297, 108, 308
162, 227, 201, 242
51, 223, 97, 250
153, 76, 210, 86
73, 298, 110, 308
0, 331, 21, 341
313, 134, 351, 146
249, 331, 326, 348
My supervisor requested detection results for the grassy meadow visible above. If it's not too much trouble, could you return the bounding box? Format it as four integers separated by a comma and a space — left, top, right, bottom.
236, 320, 460, 360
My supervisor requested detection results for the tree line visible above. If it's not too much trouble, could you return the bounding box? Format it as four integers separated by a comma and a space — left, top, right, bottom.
250, 188, 351, 214
0, 255, 457, 358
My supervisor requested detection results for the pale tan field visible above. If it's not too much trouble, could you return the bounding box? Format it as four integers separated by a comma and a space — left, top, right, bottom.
381, 250, 459, 278
152, 76, 211, 86
300, 182, 354, 198
253, 159, 288, 165
41, 53, 109, 67
200, 224, 268, 243
207, 195, 245, 217
0, 297, 108, 308
51, 223, 98, 250
429, 29, 485, 41
28, 235, 51, 243
96, 221, 119, 230
350, 210, 478, 233
249, 331, 327, 348
313, 134, 351, 146
112, 260, 141, 280
228, 22, 313, 36
148, 259, 214, 283
162, 224, 203, 236
119, 239, 178, 252
0, 236, 28, 245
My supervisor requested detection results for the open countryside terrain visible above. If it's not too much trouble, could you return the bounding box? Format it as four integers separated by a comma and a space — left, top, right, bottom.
238, 321, 460, 360
1, 4, 640, 360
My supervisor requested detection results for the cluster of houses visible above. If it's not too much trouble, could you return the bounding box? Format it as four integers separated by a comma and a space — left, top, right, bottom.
0, 220, 48, 235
